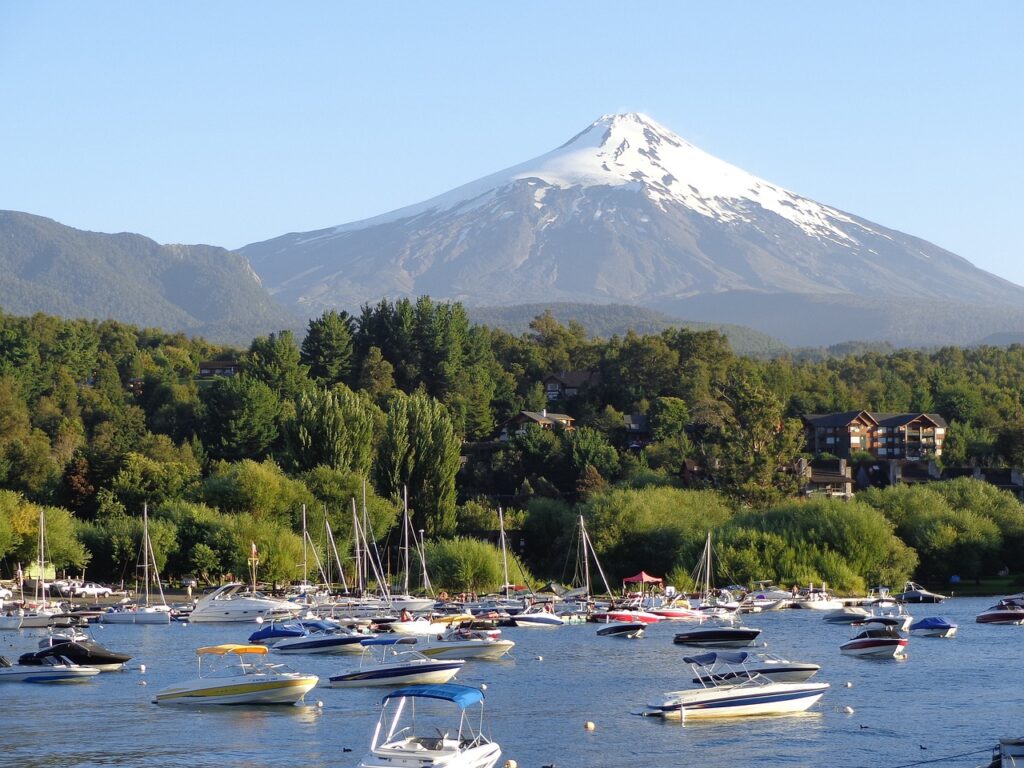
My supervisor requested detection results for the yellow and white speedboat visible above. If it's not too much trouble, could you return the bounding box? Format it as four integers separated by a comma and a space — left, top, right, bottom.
154, 644, 318, 706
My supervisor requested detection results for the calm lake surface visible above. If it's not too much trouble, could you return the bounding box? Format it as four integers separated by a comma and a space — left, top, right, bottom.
1, 596, 1020, 767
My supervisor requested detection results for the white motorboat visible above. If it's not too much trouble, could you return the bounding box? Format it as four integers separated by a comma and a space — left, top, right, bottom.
859, 607, 913, 632
643, 652, 829, 721
0, 608, 22, 630
390, 614, 473, 636
153, 644, 318, 705
357, 684, 501, 768
893, 581, 947, 604
839, 626, 908, 658
419, 628, 515, 660
908, 616, 958, 638
329, 637, 465, 687
513, 603, 566, 627
188, 583, 303, 623
690, 652, 820, 684
792, 587, 843, 611
0, 654, 100, 684
822, 606, 871, 624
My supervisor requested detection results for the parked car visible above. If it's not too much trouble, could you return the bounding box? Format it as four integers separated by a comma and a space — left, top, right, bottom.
180, 575, 199, 589
73, 582, 113, 598
0, 586, 13, 600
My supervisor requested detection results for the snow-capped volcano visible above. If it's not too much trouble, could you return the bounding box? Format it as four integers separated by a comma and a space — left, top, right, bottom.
242, 113, 1024, 339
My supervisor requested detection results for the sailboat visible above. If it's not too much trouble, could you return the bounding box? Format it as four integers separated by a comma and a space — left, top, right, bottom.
100, 504, 171, 624
690, 531, 740, 616
575, 516, 660, 625
20, 508, 67, 629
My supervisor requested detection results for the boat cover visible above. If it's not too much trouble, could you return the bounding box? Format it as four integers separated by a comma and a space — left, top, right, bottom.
909, 616, 956, 630
623, 571, 663, 584
682, 651, 750, 666
383, 683, 484, 709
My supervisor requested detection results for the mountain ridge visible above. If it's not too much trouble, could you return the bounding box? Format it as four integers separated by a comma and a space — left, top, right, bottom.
240, 113, 1024, 347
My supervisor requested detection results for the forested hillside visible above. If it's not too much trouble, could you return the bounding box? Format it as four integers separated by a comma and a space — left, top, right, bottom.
2, 298, 1024, 594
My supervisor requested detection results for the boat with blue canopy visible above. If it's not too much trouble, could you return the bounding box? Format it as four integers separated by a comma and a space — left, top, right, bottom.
908, 616, 958, 638
357, 683, 501, 768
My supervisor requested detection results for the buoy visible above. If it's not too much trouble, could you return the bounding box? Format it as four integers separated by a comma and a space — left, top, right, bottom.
256, 616, 264, 624
535, 655, 543, 661
138, 680, 147, 686
139, 664, 146, 674
845, 681, 853, 688
584, 721, 596, 731
843, 706, 854, 714
503, 761, 518, 768
317, 700, 324, 708
481, 683, 487, 690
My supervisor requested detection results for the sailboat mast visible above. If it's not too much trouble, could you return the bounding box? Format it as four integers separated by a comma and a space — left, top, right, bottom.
498, 507, 510, 593
143, 503, 150, 605
301, 504, 308, 585
352, 499, 362, 594
402, 487, 410, 595
579, 516, 592, 597
705, 531, 712, 598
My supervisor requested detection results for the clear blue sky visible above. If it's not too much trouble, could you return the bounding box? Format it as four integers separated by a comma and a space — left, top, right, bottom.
2, 2, 1022, 285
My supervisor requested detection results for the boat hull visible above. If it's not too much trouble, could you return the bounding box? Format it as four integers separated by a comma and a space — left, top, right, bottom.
976, 611, 1024, 625
329, 660, 464, 688
272, 636, 367, 654
650, 682, 829, 720
155, 674, 319, 705
418, 641, 515, 660
0, 666, 100, 683
839, 638, 908, 658
357, 740, 501, 768
673, 627, 761, 648
596, 623, 646, 638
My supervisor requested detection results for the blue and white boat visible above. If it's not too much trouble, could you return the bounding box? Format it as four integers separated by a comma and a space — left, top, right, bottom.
512, 603, 565, 627
357, 684, 501, 768
908, 616, 958, 638
248, 619, 306, 645
272, 620, 373, 654
329, 637, 465, 688
643, 652, 829, 721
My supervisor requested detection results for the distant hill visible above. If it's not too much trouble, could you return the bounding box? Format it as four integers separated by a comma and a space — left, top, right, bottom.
466, 302, 789, 357
0, 210, 299, 344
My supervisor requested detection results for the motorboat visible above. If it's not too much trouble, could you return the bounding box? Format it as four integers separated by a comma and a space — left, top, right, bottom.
596, 622, 646, 639
512, 603, 566, 627
21, 631, 132, 671
689, 652, 820, 684
893, 581, 947, 604
357, 684, 501, 768
419, 628, 515, 661
390, 614, 474, 636
329, 637, 465, 688
154, 644, 318, 705
822, 606, 871, 624
0, 654, 100, 684
589, 608, 662, 624
647, 601, 704, 621
642, 652, 829, 721
271, 620, 372, 654
792, 587, 843, 611
0, 608, 23, 630
976, 598, 1024, 625
673, 621, 761, 648
863, 586, 898, 607
249, 618, 308, 644
983, 738, 1024, 768
859, 607, 913, 632
839, 626, 908, 658
908, 616, 958, 638
188, 583, 303, 623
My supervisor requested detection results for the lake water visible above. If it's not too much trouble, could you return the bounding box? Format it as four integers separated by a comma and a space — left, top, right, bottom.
0, 596, 1020, 767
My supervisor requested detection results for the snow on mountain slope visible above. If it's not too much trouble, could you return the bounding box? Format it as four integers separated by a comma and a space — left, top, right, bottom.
241, 113, 1024, 321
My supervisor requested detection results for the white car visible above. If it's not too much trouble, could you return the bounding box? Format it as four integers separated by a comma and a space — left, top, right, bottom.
0, 586, 12, 600
73, 582, 113, 598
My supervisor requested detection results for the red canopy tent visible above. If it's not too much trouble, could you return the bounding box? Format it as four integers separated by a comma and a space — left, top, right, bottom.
623, 571, 663, 584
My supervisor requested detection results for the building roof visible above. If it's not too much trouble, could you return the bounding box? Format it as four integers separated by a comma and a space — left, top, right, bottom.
873, 412, 948, 429
804, 411, 947, 429
802, 410, 876, 428
543, 370, 599, 388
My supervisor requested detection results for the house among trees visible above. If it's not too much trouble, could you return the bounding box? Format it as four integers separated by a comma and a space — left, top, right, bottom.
802, 411, 947, 460
623, 413, 652, 449
496, 410, 575, 441
197, 359, 241, 378
543, 370, 599, 401
798, 458, 854, 499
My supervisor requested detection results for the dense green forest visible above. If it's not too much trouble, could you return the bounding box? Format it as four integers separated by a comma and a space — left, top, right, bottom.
2, 298, 1024, 595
